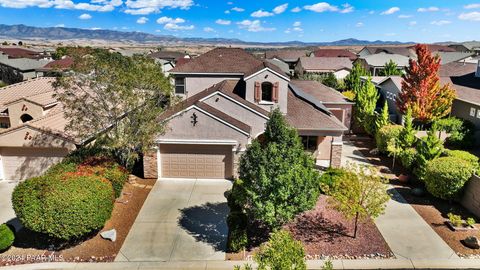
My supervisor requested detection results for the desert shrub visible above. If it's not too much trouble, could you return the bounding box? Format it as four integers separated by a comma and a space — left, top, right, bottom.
255, 230, 306, 270
319, 167, 348, 193
0, 224, 14, 252
398, 148, 417, 169
342, 90, 355, 101
375, 125, 403, 154
12, 174, 114, 241
444, 150, 479, 173
424, 157, 474, 200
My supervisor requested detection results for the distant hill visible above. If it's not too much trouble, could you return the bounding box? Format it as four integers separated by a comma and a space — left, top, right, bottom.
0, 24, 413, 46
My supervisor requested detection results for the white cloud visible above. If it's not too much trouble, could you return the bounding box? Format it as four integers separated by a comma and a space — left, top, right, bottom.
291, 6, 301, 12
409, 21, 417, 26
156, 16, 185, 24
381, 7, 399, 15
79, 13, 92, 20
215, 19, 231, 25
0, 0, 123, 12
237, 20, 275, 32
398, 14, 412, 18
273, 3, 288, 14
459, 11, 480, 21
293, 21, 301, 27
231, 6, 244, 12
417, 6, 439, 12
340, 3, 354, 13
385, 32, 396, 36
136, 16, 148, 24
203, 27, 215, 32
55, 23, 65, 27
251, 9, 274, 17
303, 2, 338, 13
430, 20, 451, 26
355, 22, 364, 27
124, 0, 193, 15
464, 3, 480, 9
224, 10, 230, 14
164, 23, 194, 30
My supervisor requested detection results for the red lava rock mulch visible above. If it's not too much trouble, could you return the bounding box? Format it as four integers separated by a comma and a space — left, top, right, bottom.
0, 177, 156, 267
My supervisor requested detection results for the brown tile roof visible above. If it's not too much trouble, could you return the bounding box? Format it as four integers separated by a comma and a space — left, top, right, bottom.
363, 46, 414, 57
408, 44, 456, 53
41, 57, 74, 70
0, 47, 43, 59
297, 57, 352, 72
149, 51, 187, 61
439, 62, 478, 77
175, 57, 191, 67
265, 49, 310, 61
0, 77, 58, 110
171, 48, 262, 74
441, 73, 480, 106
290, 80, 352, 104
286, 89, 347, 132
312, 49, 357, 60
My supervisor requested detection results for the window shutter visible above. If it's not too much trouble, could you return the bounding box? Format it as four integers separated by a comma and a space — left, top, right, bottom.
254, 81, 261, 102
273, 82, 279, 102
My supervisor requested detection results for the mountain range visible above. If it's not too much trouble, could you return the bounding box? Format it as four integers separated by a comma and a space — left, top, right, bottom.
0, 24, 413, 46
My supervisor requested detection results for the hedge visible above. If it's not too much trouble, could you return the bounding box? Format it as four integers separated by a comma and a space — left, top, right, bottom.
12, 174, 114, 241
375, 125, 403, 154
0, 224, 14, 252
445, 150, 479, 173
227, 211, 248, 252
319, 167, 349, 193
424, 157, 474, 200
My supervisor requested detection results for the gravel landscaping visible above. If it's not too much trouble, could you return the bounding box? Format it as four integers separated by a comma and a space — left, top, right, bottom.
0, 177, 155, 266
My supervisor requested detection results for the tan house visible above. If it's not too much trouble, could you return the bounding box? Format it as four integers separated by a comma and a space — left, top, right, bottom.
144, 48, 349, 180
0, 78, 78, 180
295, 57, 353, 79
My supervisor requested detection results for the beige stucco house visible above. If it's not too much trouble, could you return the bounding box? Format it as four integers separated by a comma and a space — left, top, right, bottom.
144, 48, 351, 180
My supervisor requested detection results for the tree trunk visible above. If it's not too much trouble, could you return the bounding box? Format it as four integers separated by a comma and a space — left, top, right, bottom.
353, 211, 359, 238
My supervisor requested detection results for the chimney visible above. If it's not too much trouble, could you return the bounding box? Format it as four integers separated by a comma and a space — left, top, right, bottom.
476, 60, 480, 78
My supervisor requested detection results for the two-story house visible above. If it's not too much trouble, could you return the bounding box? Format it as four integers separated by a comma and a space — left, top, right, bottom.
143, 48, 350, 180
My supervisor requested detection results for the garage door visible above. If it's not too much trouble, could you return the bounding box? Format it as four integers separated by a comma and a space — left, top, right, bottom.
160, 144, 233, 179
0, 147, 69, 180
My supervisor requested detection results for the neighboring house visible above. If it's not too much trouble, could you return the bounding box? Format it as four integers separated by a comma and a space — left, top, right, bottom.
449, 42, 480, 55
310, 49, 357, 61
367, 76, 403, 123
148, 50, 191, 76
0, 55, 51, 84
0, 47, 49, 60
265, 58, 290, 77
355, 54, 409, 76
295, 57, 353, 79
436, 51, 475, 65
144, 48, 348, 179
358, 46, 414, 58
0, 77, 79, 180
35, 56, 74, 76
264, 49, 310, 75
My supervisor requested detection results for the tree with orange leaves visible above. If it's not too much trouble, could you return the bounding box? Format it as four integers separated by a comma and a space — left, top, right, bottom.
396, 44, 456, 123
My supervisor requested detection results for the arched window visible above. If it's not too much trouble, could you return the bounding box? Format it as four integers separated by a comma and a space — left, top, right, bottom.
20, 114, 33, 123
261, 82, 273, 102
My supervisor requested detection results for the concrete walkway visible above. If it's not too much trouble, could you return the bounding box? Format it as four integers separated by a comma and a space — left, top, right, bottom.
0, 181, 20, 229
117, 178, 232, 262
341, 139, 458, 260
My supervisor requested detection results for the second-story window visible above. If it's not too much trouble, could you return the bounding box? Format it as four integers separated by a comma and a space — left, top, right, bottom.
175, 77, 186, 94
261, 82, 273, 102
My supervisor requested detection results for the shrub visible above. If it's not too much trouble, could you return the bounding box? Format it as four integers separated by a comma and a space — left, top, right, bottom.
375, 125, 403, 154
227, 179, 247, 212
254, 230, 306, 270
415, 128, 444, 182
398, 148, 417, 169
12, 174, 114, 241
435, 117, 475, 149
228, 227, 248, 252
0, 224, 14, 252
342, 90, 355, 101
466, 217, 476, 227
104, 165, 129, 198
447, 213, 463, 227
424, 157, 474, 200
319, 167, 348, 193
445, 150, 479, 173
45, 161, 77, 175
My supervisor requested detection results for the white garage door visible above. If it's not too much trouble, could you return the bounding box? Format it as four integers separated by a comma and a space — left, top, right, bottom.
0, 147, 69, 180
160, 144, 233, 179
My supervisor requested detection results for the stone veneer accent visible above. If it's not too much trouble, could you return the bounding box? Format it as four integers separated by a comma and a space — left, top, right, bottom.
330, 142, 343, 168
143, 150, 158, 179
232, 150, 243, 179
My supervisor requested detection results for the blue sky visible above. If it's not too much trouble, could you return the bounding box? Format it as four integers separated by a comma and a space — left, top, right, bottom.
0, 0, 479, 43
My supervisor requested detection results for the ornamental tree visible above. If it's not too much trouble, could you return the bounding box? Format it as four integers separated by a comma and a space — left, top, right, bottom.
396, 44, 456, 123
414, 126, 444, 181
355, 78, 379, 135
375, 101, 390, 132
238, 108, 321, 229
398, 107, 417, 148
380, 60, 403, 76
345, 62, 369, 93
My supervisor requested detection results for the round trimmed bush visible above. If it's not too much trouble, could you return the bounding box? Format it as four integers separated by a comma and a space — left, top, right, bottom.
319, 167, 348, 193
12, 174, 114, 241
445, 150, 479, 173
424, 157, 474, 200
0, 224, 14, 252
375, 125, 403, 154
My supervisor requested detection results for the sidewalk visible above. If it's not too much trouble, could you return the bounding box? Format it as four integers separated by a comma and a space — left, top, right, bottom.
342, 139, 458, 259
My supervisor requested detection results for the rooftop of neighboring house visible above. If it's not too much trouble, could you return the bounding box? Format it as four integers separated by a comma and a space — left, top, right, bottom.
408, 44, 456, 53
0, 56, 51, 71
439, 61, 478, 77
148, 50, 188, 61
170, 47, 287, 77
311, 49, 357, 61
265, 58, 290, 75
289, 80, 353, 104
452, 41, 480, 51
439, 61, 480, 106
361, 46, 414, 57
357, 53, 410, 67
264, 49, 310, 62
0, 47, 45, 59
436, 51, 474, 65
37, 56, 74, 71
297, 57, 353, 71
364, 76, 403, 88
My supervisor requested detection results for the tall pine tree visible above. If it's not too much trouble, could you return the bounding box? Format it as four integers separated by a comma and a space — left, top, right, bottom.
396, 44, 456, 123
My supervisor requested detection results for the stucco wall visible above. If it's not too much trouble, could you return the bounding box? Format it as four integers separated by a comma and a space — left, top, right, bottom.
0, 126, 76, 150
182, 75, 242, 97
324, 103, 353, 131
334, 69, 350, 80
316, 136, 332, 160
244, 69, 289, 113
203, 92, 268, 138
461, 174, 480, 218
7, 100, 44, 128
159, 107, 250, 147
451, 99, 480, 130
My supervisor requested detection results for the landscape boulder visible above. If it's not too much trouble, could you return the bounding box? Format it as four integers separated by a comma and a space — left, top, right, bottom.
100, 229, 117, 242
463, 236, 480, 249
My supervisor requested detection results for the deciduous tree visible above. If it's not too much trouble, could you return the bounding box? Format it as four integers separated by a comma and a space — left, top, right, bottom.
396, 44, 456, 123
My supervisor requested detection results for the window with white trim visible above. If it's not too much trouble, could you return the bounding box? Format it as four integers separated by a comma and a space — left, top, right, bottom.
175, 77, 186, 94
470, 107, 476, 117
261, 82, 273, 102
477, 109, 480, 118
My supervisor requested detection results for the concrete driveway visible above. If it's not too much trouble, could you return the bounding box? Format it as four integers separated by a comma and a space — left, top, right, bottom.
117, 179, 232, 262
0, 181, 18, 227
